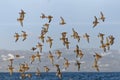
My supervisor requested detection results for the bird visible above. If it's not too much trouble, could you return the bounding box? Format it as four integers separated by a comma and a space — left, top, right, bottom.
78, 50, 84, 59
36, 42, 43, 53
60, 17, 66, 25
25, 73, 32, 78
44, 66, 50, 72
17, 17, 24, 27
38, 34, 45, 43
92, 58, 99, 72
54, 64, 62, 79
20, 73, 26, 79
40, 13, 47, 19
31, 47, 37, 51
55, 50, 62, 59
48, 51, 54, 65
64, 38, 70, 49
21, 31, 28, 41
63, 58, 70, 70
75, 60, 81, 71
14, 33, 21, 42
47, 15, 53, 23
100, 43, 106, 52
46, 36, 53, 48
93, 52, 102, 61
24, 62, 30, 71
105, 37, 110, 50
9, 59, 14, 66
61, 32, 67, 38
93, 16, 99, 28
99, 11, 105, 22
35, 51, 41, 62
74, 45, 80, 58
108, 35, 115, 45
19, 9, 26, 19
60, 37, 67, 46
98, 33, 105, 44
30, 55, 36, 64
8, 65, 14, 76
15, 54, 20, 58
43, 23, 50, 31
35, 67, 40, 76
83, 33, 90, 43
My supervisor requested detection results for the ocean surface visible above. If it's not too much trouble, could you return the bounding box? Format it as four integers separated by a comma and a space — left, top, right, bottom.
0, 72, 120, 80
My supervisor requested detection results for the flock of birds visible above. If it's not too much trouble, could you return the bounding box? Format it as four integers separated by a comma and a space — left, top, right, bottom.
6, 9, 115, 80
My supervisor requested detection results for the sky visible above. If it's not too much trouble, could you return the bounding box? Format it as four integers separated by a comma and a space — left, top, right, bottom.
0, 0, 120, 51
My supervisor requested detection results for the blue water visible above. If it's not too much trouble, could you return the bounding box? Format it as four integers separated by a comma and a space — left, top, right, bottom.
0, 72, 120, 80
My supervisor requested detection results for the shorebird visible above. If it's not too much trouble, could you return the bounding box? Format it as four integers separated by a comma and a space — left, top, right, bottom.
43, 23, 49, 30
41, 27, 48, 35
100, 43, 106, 52
30, 55, 36, 64
74, 45, 80, 58
64, 38, 70, 49
71, 28, 78, 38
60, 37, 67, 46
61, 32, 67, 38
36, 42, 43, 53
48, 51, 54, 65
35, 51, 41, 62
93, 16, 99, 28
38, 34, 45, 43
60, 17, 66, 25
25, 73, 32, 78
105, 37, 110, 50
83, 33, 90, 43
31, 47, 37, 51
47, 15, 53, 23
44, 66, 50, 72
20, 73, 26, 79
8, 65, 14, 75
40, 13, 47, 19
46, 36, 53, 48
19, 9, 26, 19
98, 33, 105, 44
55, 50, 62, 59
63, 58, 70, 70
35, 67, 40, 76
54, 64, 62, 79
17, 17, 24, 27
78, 50, 84, 59
21, 31, 28, 41
9, 59, 14, 66
93, 52, 102, 61
92, 58, 99, 72
19, 63, 25, 73
24, 62, 30, 71
15, 54, 20, 58
108, 35, 115, 45
75, 60, 81, 71
99, 11, 105, 22
14, 33, 20, 42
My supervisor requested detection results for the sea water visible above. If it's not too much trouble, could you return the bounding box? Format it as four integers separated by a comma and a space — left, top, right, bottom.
0, 72, 120, 80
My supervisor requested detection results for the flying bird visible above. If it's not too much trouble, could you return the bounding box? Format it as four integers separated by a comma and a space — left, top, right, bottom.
99, 12, 105, 22
21, 31, 28, 41
40, 13, 47, 19
92, 58, 99, 72
14, 33, 21, 42
46, 36, 53, 48
60, 17, 66, 25
17, 17, 24, 27
83, 33, 90, 43
93, 16, 99, 28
